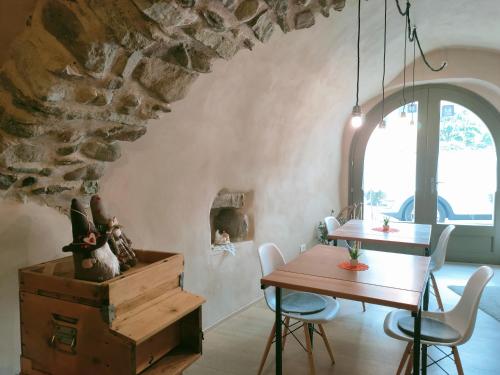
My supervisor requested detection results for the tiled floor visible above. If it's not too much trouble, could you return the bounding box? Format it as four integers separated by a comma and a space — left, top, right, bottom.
186, 262, 500, 375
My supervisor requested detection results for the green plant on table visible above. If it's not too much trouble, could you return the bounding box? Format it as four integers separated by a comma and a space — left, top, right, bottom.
348, 241, 362, 260
383, 217, 390, 227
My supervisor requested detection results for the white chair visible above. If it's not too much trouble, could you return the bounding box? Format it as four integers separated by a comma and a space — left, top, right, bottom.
324, 216, 366, 312
384, 265, 493, 375
258, 243, 340, 375
324, 216, 341, 239
430, 225, 455, 311
324, 216, 349, 248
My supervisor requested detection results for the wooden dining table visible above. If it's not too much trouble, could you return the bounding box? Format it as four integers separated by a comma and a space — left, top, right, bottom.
261, 245, 431, 375
328, 219, 432, 255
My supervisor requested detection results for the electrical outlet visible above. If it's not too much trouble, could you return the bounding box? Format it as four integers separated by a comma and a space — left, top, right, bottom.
300, 244, 306, 253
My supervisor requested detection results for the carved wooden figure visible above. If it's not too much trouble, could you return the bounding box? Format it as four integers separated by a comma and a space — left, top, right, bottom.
90, 194, 137, 271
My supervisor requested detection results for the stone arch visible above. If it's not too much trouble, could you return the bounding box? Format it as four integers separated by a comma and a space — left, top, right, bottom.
0, 0, 345, 210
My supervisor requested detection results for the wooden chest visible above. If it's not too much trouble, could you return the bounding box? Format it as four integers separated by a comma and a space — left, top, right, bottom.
19, 250, 205, 375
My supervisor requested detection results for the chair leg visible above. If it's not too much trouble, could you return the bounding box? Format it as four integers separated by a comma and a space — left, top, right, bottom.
404, 348, 413, 375
397, 342, 413, 375
303, 323, 316, 375
282, 317, 290, 351
318, 324, 335, 365
452, 346, 465, 375
431, 272, 444, 311
362, 302, 366, 312
257, 322, 276, 375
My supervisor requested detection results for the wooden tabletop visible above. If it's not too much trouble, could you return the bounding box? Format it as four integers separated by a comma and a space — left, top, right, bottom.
327, 219, 432, 248
261, 245, 431, 311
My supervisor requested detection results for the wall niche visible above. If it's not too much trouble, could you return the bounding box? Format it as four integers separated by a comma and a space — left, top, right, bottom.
210, 189, 254, 251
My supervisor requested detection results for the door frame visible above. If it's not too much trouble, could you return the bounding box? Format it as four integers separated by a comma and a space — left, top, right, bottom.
349, 83, 500, 264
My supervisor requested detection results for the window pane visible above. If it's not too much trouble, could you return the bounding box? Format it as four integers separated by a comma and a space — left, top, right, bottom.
437, 101, 496, 225
363, 103, 418, 223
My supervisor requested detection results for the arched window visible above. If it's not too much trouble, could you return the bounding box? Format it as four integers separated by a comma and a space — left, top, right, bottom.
350, 85, 500, 263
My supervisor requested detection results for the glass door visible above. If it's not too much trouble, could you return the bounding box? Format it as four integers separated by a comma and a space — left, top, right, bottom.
436, 100, 496, 225
350, 84, 500, 264
363, 103, 418, 223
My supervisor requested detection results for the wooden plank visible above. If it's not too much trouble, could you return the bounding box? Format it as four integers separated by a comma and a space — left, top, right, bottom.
111, 291, 205, 344
140, 349, 201, 375
135, 250, 180, 264
115, 278, 181, 319
108, 254, 183, 309
261, 270, 422, 311
20, 292, 134, 375
328, 219, 432, 248
280, 245, 430, 293
114, 286, 183, 325
19, 269, 107, 307
136, 322, 182, 373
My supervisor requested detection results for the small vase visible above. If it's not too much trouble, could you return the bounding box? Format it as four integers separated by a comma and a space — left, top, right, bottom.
382, 224, 390, 232
350, 259, 358, 267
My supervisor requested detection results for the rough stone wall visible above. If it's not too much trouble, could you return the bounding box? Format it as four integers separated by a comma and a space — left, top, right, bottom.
0, 0, 345, 210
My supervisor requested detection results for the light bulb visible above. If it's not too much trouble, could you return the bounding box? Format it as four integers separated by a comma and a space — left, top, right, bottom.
351, 115, 362, 128
351, 105, 363, 128
400, 110, 407, 118
379, 119, 387, 129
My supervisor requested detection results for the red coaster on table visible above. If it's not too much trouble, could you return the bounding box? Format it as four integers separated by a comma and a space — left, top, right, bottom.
338, 261, 369, 271
372, 227, 400, 233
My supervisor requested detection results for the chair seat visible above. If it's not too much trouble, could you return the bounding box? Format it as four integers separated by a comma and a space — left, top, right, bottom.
267, 291, 340, 324
397, 316, 461, 343
384, 309, 464, 346
282, 292, 327, 315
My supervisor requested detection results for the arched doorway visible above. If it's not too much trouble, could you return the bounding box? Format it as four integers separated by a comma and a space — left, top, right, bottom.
350, 84, 500, 264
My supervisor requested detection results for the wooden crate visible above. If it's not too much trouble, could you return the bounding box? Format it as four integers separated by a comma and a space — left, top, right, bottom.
19, 250, 205, 375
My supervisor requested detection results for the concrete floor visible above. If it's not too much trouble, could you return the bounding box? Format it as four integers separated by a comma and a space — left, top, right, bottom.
186, 262, 500, 375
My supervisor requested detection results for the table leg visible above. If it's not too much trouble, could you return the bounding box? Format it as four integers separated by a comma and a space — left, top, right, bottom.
421, 277, 430, 374
276, 287, 282, 375
423, 276, 430, 311
413, 308, 421, 374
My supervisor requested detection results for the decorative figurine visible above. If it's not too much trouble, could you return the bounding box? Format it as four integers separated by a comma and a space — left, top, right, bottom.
214, 229, 231, 245
63, 198, 120, 282
90, 195, 137, 271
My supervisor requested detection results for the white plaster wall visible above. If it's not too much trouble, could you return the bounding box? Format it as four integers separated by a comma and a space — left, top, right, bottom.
1, 0, 500, 374
0, 9, 350, 375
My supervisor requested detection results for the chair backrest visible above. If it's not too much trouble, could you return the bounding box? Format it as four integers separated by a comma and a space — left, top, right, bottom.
258, 243, 286, 311
448, 265, 493, 344
324, 216, 341, 236
431, 224, 455, 272
336, 202, 363, 225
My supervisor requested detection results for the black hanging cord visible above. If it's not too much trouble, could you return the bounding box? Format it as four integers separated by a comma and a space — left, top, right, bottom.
412, 35, 416, 104
402, 18, 408, 108
394, 0, 447, 72
410, 35, 416, 124
395, 0, 409, 16
355, 0, 361, 107
381, 0, 387, 125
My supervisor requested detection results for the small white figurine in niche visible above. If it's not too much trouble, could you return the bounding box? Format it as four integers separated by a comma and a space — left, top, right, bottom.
214, 229, 231, 245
